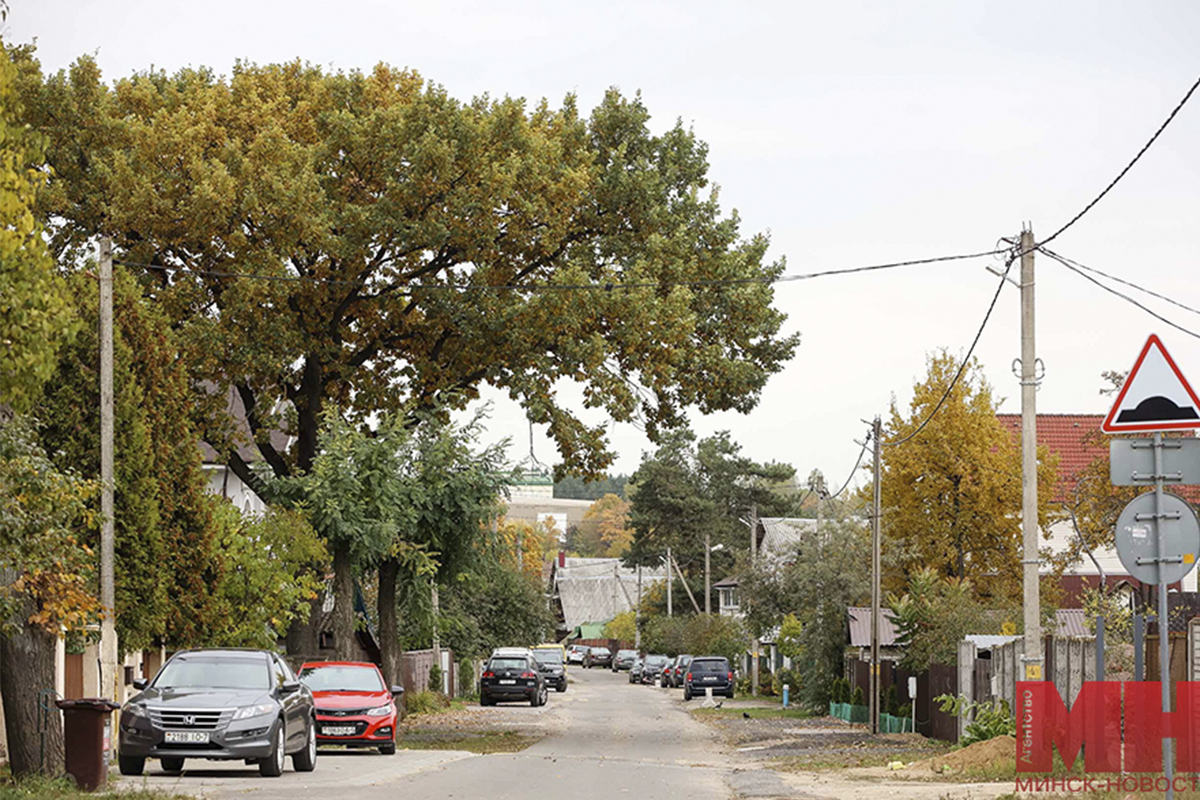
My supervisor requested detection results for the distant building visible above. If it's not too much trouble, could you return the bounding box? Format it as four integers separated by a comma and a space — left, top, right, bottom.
550, 555, 667, 641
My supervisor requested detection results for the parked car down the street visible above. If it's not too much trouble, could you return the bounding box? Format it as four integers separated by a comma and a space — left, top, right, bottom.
566, 645, 589, 665
683, 657, 735, 701
669, 655, 693, 688
583, 647, 613, 669
531, 648, 568, 693
639, 655, 668, 685
628, 658, 644, 684
299, 660, 403, 755
480, 654, 548, 707
612, 649, 637, 672
118, 649, 317, 778
659, 657, 676, 686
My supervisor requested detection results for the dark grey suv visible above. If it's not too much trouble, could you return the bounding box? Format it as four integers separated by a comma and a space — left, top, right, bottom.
118, 649, 317, 777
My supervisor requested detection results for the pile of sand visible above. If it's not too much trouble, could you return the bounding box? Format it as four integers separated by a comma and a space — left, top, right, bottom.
910, 735, 1016, 774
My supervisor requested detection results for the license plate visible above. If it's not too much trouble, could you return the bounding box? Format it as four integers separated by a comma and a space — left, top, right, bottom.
321, 725, 356, 736
703, 676, 716, 681
499, 679, 516, 685
164, 731, 209, 744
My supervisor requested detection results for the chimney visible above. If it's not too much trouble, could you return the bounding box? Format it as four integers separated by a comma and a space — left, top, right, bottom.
558, 550, 566, 568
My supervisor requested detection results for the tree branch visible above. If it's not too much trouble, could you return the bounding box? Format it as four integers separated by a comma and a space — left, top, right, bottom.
235, 382, 292, 479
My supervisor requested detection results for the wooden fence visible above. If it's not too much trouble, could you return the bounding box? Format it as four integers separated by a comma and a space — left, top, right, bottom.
398, 648, 457, 697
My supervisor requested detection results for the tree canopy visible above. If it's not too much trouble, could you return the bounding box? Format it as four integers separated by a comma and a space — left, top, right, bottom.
12, 50, 798, 490
881, 352, 1057, 600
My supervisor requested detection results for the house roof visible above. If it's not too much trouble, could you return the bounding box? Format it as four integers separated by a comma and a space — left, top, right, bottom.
198, 384, 292, 466
552, 557, 667, 631
757, 517, 816, 556
996, 414, 1107, 503
847, 607, 901, 647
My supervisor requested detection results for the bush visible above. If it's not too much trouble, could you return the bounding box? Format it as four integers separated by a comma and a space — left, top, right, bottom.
773, 667, 801, 697
404, 689, 450, 716
936, 693, 1015, 745
429, 663, 443, 693
885, 684, 900, 716
898, 703, 912, 719
850, 685, 865, 707
458, 658, 476, 698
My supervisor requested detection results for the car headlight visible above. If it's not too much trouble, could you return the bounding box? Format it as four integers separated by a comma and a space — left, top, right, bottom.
122, 703, 148, 718
365, 704, 392, 717
233, 703, 277, 720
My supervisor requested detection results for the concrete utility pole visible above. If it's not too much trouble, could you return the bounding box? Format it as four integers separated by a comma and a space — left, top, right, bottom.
431, 580, 441, 690
704, 531, 712, 615
612, 561, 619, 619
671, 551, 702, 614
870, 417, 881, 734
666, 546, 673, 617
99, 237, 118, 703
1020, 228, 1043, 682
750, 503, 760, 697
635, 565, 642, 649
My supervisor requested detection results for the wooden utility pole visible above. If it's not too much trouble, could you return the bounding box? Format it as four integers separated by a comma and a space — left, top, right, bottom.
704, 531, 711, 615
870, 417, 882, 734
99, 237, 118, 703
671, 551, 702, 614
635, 565, 642, 650
1020, 228, 1043, 682
666, 546, 673, 617
750, 503, 760, 696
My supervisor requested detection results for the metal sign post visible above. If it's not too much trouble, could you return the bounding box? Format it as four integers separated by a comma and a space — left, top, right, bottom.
1105, 334, 1200, 800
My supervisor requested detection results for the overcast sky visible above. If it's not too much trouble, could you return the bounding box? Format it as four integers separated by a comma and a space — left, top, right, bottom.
11, 1, 1200, 490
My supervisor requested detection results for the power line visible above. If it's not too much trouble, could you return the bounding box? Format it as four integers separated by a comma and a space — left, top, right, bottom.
1039, 246, 1200, 319
827, 434, 872, 499
1038, 72, 1200, 249
1039, 248, 1200, 341
884, 250, 1017, 447
113, 247, 1005, 293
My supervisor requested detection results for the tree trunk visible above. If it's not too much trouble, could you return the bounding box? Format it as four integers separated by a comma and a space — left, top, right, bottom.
287, 354, 325, 657
378, 558, 400, 689
286, 597, 322, 660
332, 541, 356, 661
0, 617, 64, 777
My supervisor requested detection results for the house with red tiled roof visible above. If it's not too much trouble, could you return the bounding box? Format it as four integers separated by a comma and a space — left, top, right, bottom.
997, 413, 1198, 605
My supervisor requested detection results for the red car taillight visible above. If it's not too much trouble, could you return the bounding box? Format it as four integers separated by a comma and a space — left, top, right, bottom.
482, 671, 494, 678
686, 673, 693, 681
520, 671, 536, 679
728, 672, 734, 680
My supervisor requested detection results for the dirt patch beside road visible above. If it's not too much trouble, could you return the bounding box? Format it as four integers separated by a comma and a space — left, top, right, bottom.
396, 699, 554, 754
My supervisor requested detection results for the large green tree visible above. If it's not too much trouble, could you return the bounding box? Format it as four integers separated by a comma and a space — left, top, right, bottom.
14, 51, 798, 648
881, 352, 1058, 601
0, 44, 76, 412
625, 429, 798, 610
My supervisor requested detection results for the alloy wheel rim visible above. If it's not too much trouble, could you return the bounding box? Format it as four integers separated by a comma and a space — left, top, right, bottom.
308, 720, 316, 761
276, 727, 285, 771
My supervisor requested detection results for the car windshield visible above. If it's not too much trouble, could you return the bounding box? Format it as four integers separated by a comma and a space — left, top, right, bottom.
594, 648, 610, 656
644, 656, 667, 667
489, 658, 528, 671
532, 651, 562, 665
692, 659, 729, 673
617, 650, 636, 658
299, 665, 384, 692
154, 657, 270, 690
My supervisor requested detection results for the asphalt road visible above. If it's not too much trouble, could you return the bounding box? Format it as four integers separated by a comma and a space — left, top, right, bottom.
115, 665, 735, 799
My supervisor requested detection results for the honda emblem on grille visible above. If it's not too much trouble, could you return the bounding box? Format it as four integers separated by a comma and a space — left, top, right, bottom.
183, 714, 196, 726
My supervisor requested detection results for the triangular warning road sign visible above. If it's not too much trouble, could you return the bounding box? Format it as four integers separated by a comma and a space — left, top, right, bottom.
1102, 334, 1200, 434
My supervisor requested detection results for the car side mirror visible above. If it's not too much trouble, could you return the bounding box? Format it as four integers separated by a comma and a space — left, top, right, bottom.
132, 678, 148, 691
391, 685, 404, 696
281, 679, 301, 694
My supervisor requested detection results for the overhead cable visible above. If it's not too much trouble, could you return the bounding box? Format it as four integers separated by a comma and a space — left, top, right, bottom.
1039, 246, 1200, 319
113, 247, 1006, 292
827, 434, 872, 498
1039, 248, 1200, 341
1037, 72, 1200, 249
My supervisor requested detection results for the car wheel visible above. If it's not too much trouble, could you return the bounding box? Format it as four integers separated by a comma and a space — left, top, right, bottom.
292, 716, 317, 772
684, 688, 692, 701
160, 756, 185, 774
119, 755, 145, 776
379, 741, 397, 755
480, 694, 493, 707
259, 722, 285, 777
556, 683, 566, 692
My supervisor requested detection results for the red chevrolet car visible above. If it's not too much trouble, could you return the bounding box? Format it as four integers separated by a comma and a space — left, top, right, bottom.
299, 661, 403, 754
